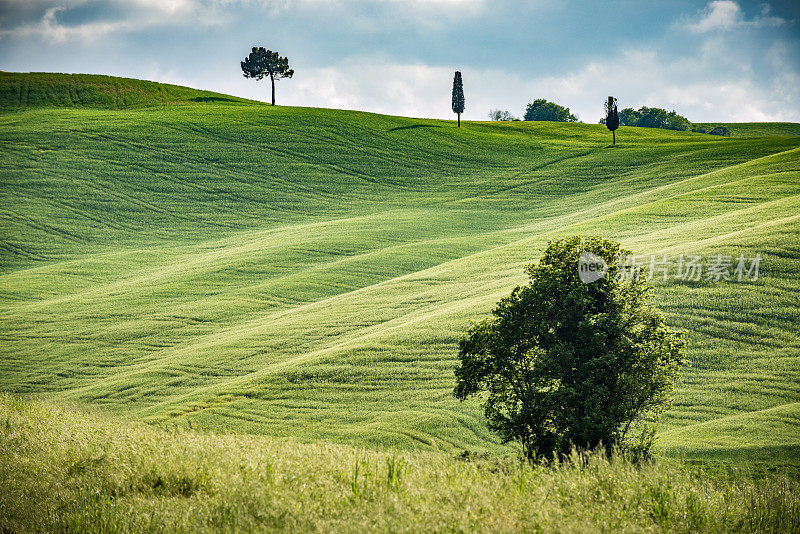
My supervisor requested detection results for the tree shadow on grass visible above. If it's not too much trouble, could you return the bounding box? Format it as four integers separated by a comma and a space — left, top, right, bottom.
388, 124, 442, 132
191, 96, 238, 103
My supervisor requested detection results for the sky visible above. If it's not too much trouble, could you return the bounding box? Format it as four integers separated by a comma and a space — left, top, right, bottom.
1, 0, 799, 123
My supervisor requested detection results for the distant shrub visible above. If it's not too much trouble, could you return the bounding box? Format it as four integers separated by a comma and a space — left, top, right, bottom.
488, 109, 520, 121
692, 125, 731, 137
619, 106, 691, 131
523, 99, 578, 122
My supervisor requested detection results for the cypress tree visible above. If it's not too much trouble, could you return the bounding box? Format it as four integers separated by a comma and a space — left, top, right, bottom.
605, 96, 620, 145
452, 71, 465, 127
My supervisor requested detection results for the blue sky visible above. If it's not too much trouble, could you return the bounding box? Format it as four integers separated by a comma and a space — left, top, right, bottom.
1, 0, 798, 122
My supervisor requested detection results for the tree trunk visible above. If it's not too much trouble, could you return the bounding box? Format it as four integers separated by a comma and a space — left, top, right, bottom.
270, 73, 275, 106
457, 113, 461, 127
612, 130, 615, 145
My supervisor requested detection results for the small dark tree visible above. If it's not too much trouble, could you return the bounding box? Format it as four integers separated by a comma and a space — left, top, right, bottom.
241, 47, 294, 106
605, 96, 620, 145
452, 71, 465, 127
454, 235, 686, 460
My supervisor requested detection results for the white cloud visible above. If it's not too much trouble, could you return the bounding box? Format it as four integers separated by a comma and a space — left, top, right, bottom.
252, 60, 455, 118
267, 0, 485, 10
0, 0, 489, 43
200, 42, 798, 123
686, 0, 742, 33
0, 5, 122, 43
2, 1, 796, 123
126, 0, 196, 16
0, 0, 227, 43
518, 47, 797, 122
261, 0, 488, 32
381, 0, 487, 15
684, 1, 786, 34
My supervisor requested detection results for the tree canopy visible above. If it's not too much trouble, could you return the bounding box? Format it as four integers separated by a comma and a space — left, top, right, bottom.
241, 47, 294, 106
618, 106, 691, 131
454, 235, 686, 460
523, 99, 578, 122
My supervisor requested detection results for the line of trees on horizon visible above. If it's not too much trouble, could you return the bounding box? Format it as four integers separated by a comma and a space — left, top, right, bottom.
489, 99, 730, 137
238, 45, 729, 138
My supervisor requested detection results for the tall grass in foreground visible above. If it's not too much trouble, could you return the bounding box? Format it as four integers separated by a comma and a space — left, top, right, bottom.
1, 394, 797, 533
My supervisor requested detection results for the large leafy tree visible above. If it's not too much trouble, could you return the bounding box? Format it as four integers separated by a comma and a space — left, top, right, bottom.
451, 71, 465, 127
454, 235, 686, 460
523, 99, 578, 122
241, 47, 294, 106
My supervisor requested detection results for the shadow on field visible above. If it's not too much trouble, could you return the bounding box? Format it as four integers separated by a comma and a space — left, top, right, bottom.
192, 96, 238, 103
389, 124, 442, 132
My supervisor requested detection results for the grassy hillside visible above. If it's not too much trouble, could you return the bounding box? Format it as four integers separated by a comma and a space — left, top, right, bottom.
1, 74, 799, 465
2, 394, 798, 533
693, 122, 800, 137
0, 71, 249, 111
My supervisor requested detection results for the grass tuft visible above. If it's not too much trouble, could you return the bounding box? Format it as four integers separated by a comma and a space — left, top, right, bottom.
1, 394, 799, 532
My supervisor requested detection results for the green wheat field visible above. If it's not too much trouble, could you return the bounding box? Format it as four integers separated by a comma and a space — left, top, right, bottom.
1, 71, 799, 532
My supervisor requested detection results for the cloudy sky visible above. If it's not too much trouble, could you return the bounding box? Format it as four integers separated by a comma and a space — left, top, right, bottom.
1, 0, 798, 122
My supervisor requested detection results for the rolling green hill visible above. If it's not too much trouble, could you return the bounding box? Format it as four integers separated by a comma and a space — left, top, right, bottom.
0, 71, 249, 111
1, 73, 799, 465
693, 122, 800, 137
